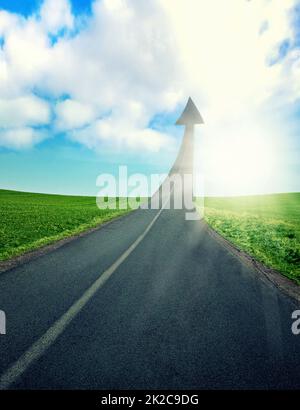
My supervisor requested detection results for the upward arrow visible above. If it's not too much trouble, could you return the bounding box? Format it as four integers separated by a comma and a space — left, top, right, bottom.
171, 97, 204, 175
156, 97, 204, 208
175, 97, 204, 125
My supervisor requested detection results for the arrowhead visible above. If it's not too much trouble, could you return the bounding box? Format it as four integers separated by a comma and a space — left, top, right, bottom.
175, 97, 204, 125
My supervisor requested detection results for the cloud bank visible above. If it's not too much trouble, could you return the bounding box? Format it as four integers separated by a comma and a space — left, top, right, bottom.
0, 0, 299, 158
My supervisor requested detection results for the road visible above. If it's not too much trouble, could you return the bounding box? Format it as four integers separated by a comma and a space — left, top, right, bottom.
0, 200, 299, 390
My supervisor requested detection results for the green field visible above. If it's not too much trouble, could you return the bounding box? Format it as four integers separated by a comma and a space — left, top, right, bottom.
1, 190, 299, 285
202, 193, 300, 284
0, 189, 131, 262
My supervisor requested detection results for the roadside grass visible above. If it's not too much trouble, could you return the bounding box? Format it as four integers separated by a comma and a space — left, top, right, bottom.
2, 189, 299, 285
199, 193, 300, 284
0, 189, 133, 262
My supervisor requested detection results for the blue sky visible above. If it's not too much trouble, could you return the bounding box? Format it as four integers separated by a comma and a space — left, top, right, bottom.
0, 0, 299, 196
0, 0, 92, 16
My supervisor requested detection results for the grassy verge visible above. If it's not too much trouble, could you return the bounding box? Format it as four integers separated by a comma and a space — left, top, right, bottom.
0, 189, 132, 262
199, 193, 300, 285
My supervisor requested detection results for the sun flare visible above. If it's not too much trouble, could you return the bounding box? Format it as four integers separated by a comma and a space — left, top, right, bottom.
194, 122, 280, 196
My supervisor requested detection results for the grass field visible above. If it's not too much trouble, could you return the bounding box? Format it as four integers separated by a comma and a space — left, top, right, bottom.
202, 193, 300, 284
1, 189, 299, 285
0, 189, 131, 262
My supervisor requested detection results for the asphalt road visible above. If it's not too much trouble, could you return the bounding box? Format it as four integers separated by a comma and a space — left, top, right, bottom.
0, 203, 299, 389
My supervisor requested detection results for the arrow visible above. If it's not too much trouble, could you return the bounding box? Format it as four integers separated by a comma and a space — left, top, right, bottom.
175, 97, 204, 126
154, 97, 203, 210
171, 97, 204, 176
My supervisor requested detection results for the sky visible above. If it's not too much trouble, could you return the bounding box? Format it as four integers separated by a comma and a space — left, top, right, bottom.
0, 0, 299, 196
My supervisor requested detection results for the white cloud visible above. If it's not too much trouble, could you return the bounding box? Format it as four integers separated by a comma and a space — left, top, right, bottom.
0, 128, 47, 149
0, 19, 51, 97
69, 98, 174, 152
40, 0, 74, 33
0, 95, 51, 128
275, 48, 300, 103
70, 120, 173, 152
0, 0, 299, 166
0, 94, 51, 149
55, 99, 96, 131
0, 10, 21, 37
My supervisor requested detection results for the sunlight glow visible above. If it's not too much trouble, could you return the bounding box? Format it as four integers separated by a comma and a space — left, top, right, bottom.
194, 122, 281, 196
162, 0, 295, 196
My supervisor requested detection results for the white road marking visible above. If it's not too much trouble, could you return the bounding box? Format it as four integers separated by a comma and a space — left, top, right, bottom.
0, 196, 171, 390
